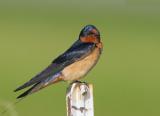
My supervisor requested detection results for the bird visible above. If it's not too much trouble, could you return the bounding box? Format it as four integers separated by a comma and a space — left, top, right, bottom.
14, 25, 103, 99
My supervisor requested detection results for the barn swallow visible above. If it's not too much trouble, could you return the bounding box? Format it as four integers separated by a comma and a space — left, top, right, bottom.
14, 25, 103, 99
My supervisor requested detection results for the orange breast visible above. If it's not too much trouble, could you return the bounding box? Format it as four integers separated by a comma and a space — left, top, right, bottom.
61, 47, 101, 81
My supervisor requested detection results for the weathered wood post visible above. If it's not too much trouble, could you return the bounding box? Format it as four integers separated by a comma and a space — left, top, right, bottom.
66, 82, 94, 116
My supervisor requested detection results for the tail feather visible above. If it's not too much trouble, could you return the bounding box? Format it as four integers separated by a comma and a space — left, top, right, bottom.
14, 81, 33, 92
16, 73, 62, 99
17, 83, 40, 99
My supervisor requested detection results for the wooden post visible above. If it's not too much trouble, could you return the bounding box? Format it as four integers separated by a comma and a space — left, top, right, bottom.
66, 82, 94, 116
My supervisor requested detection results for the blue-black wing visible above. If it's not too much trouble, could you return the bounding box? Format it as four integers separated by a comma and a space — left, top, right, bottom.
14, 40, 95, 92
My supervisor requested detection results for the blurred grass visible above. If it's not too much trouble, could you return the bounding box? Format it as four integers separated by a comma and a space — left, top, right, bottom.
0, 0, 160, 116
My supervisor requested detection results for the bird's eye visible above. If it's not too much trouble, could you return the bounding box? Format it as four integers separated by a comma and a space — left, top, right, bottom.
88, 32, 95, 35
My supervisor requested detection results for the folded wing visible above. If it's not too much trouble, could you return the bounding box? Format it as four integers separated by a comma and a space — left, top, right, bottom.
14, 40, 96, 98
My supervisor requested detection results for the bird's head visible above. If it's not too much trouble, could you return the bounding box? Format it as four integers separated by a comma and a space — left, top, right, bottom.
79, 25, 101, 44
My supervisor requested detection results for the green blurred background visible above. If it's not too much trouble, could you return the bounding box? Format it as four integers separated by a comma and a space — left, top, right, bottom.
0, 0, 160, 116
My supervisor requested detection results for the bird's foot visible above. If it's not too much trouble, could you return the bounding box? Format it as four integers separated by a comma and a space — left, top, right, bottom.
71, 80, 88, 85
